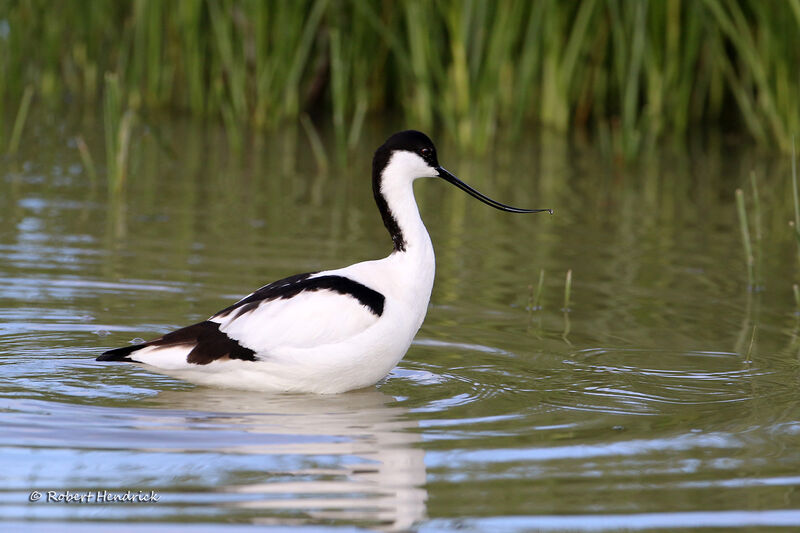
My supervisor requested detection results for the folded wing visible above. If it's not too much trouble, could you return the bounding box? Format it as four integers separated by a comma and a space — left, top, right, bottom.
97, 272, 385, 367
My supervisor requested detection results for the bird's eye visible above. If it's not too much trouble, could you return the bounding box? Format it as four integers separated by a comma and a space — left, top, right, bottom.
421, 148, 431, 157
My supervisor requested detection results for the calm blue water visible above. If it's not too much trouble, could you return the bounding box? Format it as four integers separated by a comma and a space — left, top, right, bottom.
2, 116, 800, 530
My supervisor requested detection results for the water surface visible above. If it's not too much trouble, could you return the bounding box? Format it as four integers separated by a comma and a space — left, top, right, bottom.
2, 116, 800, 530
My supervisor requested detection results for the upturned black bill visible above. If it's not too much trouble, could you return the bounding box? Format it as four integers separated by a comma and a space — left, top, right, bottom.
436, 167, 553, 214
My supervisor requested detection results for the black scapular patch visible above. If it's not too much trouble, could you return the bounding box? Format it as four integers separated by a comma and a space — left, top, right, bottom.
97, 321, 257, 365
214, 272, 385, 319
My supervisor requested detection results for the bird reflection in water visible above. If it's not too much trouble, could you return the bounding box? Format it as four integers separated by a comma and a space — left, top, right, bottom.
148, 387, 426, 530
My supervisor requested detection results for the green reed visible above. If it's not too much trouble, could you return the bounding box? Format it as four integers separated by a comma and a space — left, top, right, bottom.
0, 0, 798, 156
792, 139, 800, 311
75, 136, 98, 184
734, 169, 771, 292
533, 269, 546, 311
563, 269, 573, 312
735, 174, 765, 292
562, 269, 573, 341
792, 140, 800, 256
750, 172, 763, 290
794, 284, 800, 312
103, 73, 134, 193
735, 189, 755, 288
6, 85, 33, 155
300, 113, 329, 174
526, 269, 546, 333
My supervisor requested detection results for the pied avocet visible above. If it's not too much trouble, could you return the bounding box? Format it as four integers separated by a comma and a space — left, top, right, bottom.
98, 130, 551, 393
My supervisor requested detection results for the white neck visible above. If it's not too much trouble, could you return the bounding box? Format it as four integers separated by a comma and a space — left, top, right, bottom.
381, 179, 432, 257
377, 154, 436, 303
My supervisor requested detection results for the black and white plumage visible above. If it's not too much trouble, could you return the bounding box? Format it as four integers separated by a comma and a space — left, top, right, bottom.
98, 130, 551, 393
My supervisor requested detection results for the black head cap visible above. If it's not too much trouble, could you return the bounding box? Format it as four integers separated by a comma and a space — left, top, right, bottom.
373, 130, 439, 174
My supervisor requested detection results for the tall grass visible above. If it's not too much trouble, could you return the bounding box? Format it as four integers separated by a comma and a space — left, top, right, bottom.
0, 0, 798, 156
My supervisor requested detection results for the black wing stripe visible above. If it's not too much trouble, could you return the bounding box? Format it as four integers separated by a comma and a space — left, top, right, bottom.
214, 272, 316, 318
97, 321, 256, 365
96, 344, 139, 362
214, 273, 385, 319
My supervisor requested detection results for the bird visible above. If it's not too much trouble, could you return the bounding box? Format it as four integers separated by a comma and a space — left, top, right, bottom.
97, 130, 551, 394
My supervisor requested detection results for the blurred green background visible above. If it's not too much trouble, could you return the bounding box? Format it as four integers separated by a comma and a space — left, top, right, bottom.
2, 0, 798, 159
